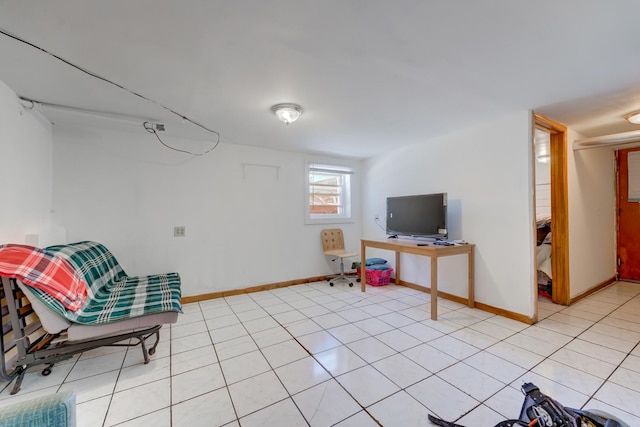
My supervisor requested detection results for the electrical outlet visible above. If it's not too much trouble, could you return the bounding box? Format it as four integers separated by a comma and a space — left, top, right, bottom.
174, 226, 185, 237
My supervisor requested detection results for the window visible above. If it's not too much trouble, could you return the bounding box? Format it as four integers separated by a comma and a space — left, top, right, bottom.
306, 163, 352, 223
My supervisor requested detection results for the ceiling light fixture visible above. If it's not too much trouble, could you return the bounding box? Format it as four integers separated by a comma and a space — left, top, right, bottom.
271, 103, 303, 125
625, 111, 640, 124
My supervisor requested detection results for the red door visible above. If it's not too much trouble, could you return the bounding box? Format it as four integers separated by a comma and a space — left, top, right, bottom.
617, 147, 640, 281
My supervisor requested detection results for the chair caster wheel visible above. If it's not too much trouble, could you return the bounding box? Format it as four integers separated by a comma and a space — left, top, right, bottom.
330, 282, 334, 287
42, 368, 52, 376
356, 278, 361, 282
349, 283, 353, 287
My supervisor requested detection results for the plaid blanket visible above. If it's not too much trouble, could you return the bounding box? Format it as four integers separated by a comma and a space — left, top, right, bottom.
45, 241, 127, 299
0, 244, 88, 311
17, 241, 182, 325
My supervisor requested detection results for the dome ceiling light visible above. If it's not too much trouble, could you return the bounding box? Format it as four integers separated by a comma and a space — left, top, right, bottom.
271, 103, 303, 125
624, 111, 640, 124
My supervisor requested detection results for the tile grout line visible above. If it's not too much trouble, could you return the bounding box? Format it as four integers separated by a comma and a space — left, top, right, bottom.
256, 286, 378, 426
73, 281, 640, 425
205, 298, 251, 426
218, 287, 334, 425
179, 283, 640, 424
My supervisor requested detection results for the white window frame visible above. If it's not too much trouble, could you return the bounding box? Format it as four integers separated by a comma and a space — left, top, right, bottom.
305, 162, 353, 224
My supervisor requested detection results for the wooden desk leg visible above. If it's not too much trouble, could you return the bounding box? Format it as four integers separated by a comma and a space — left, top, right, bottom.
395, 251, 401, 285
431, 256, 438, 320
361, 241, 366, 293
468, 247, 475, 307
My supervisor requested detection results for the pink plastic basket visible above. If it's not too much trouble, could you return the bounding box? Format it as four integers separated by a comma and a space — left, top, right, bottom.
357, 267, 393, 286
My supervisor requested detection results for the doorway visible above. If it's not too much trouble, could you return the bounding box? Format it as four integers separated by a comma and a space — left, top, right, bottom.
533, 113, 570, 308
534, 129, 553, 300
616, 147, 640, 281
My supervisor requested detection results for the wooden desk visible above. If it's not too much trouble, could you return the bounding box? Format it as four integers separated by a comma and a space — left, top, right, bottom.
360, 239, 475, 320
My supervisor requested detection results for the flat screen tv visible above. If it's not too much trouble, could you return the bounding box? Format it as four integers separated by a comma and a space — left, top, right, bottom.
386, 193, 448, 239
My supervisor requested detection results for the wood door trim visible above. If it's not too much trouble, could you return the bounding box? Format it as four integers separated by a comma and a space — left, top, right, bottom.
534, 113, 570, 306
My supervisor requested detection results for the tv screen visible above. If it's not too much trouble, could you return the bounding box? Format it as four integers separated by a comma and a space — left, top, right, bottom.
386, 193, 448, 239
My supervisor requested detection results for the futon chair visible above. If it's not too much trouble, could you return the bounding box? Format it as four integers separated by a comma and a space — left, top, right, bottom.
320, 229, 359, 287
0, 241, 181, 394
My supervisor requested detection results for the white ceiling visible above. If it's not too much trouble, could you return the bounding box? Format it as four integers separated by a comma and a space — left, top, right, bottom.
2, 1, 640, 159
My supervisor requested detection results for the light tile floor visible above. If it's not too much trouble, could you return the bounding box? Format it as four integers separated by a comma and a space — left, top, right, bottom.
1, 281, 640, 426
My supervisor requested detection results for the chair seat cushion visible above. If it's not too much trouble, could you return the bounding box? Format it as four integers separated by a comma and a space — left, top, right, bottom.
324, 249, 358, 258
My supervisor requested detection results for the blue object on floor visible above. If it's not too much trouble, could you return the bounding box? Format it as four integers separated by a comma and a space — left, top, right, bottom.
0, 391, 76, 427
365, 257, 388, 266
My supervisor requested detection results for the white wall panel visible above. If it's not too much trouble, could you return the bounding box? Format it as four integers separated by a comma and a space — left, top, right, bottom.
362, 111, 536, 317
0, 80, 53, 245
51, 124, 361, 297
567, 129, 616, 297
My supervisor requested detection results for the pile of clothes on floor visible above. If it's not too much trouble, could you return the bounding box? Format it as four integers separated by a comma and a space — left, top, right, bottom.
537, 231, 553, 299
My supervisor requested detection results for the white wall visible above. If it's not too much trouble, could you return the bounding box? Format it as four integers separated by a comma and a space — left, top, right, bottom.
3, 67, 615, 313
0, 81, 53, 245
567, 130, 617, 297
363, 111, 536, 317
51, 124, 361, 297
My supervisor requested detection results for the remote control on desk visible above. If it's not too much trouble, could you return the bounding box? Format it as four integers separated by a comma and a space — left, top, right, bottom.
433, 241, 454, 246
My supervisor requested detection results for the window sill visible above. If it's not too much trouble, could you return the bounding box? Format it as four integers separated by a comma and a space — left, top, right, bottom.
305, 217, 354, 225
